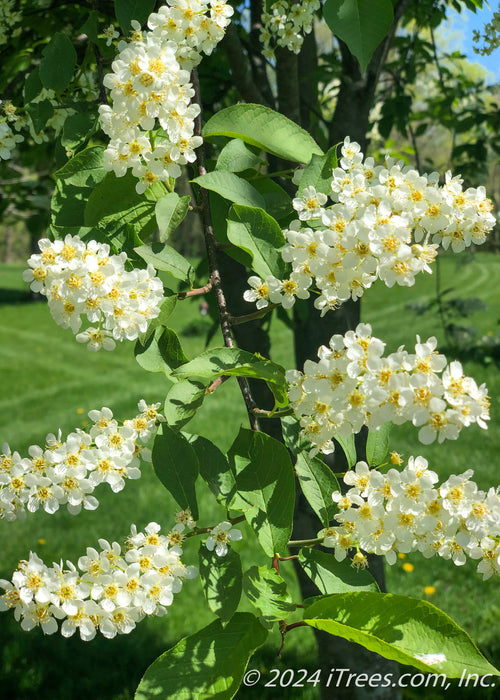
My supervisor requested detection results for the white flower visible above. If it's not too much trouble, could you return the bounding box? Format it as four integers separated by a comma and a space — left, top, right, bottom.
205, 521, 242, 556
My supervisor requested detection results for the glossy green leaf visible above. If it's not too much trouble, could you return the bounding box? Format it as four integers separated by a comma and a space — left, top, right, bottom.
243, 566, 296, 627
192, 171, 265, 209
114, 0, 155, 33
295, 453, 339, 527
203, 104, 323, 163
61, 111, 98, 156
303, 593, 500, 677
191, 435, 236, 507
134, 326, 188, 375
226, 205, 287, 279
366, 422, 393, 466
298, 145, 339, 196
134, 243, 195, 285
228, 428, 294, 556
51, 147, 106, 230
163, 379, 206, 429
135, 613, 267, 700
216, 138, 263, 172
24, 67, 43, 104
84, 171, 164, 242
199, 546, 242, 622
298, 549, 379, 594
334, 434, 357, 468
137, 291, 177, 345
39, 32, 77, 92
251, 178, 293, 222
281, 415, 310, 456
171, 347, 288, 408
323, 0, 394, 73
155, 193, 191, 242
151, 424, 199, 519
26, 100, 54, 133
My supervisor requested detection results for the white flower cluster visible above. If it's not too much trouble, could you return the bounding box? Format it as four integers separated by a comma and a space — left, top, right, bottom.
0, 0, 21, 47
0, 120, 23, 160
23, 235, 164, 351
286, 323, 489, 455
323, 456, 500, 580
0, 401, 163, 521
259, 0, 319, 59
0, 520, 197, 640
243, 138, 495, 315
205, 521, 242, 556
473, 10, 500, 56
100, 0, 233, 194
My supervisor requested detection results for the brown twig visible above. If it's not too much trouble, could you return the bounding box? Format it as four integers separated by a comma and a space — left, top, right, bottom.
178, 280, 213, 299
92, 42, 108, 105
192, 68, 259, 431
206, 374, 231, 395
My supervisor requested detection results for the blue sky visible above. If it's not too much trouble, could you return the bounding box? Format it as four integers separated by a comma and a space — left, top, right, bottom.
441, 3, 500, 83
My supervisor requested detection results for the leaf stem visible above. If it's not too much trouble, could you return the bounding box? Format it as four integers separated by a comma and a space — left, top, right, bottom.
286, 536, 324, 548
228, 304, 278, 325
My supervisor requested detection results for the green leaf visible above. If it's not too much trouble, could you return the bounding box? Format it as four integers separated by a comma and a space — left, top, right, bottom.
334, 434, 356, 468
226, 205, 286, 279
26, 100, 54, 133
135, 613, 268, 700
84, 171, 164, 242
51, 146, 106, 231
192, 171, 266, 209
243, 566, 296, 627
54, 145, 105, 186
79, 11, 99, 42
151, 424, 199, 519
251, 178, 294, 222
192, 435, 236, 507
163, 380, 206, 429
216, 139, 263, 173
24, 67, 43, 104
295, 453, 339, 527
199, 546, 242, 622
323, 0, 394, 73
61, 111, 98, 156
134, 327, 188, 375
298, 549, 379, 594
39, 33, 77, 92
228, 428, 294, 556
134, 243, 195, 285
114, 0, 155, 33
155, 193, 191, 242
365, 422, 393, 466
203, 104, 323, 164
298, 145, 339, 196
138, 291, 177, 345
171, 347, 288, 408
303, 592, 500, 678
281, 415, 309, 456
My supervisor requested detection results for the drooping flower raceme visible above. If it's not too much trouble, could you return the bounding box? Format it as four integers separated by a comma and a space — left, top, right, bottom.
322, 456, 500, 580
243, 138, 495, 315
286, 323, 489, 455
99, 0, 233, 194
259, 0, 320, 60
0, 521, 197, 640
0, 401, 163, 521
23, 236, 164, 350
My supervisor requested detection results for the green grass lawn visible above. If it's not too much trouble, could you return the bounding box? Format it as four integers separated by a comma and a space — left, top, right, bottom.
1, 251, 500, 699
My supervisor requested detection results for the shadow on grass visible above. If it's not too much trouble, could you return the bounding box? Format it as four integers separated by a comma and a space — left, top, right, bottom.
0, 288, 48, 305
